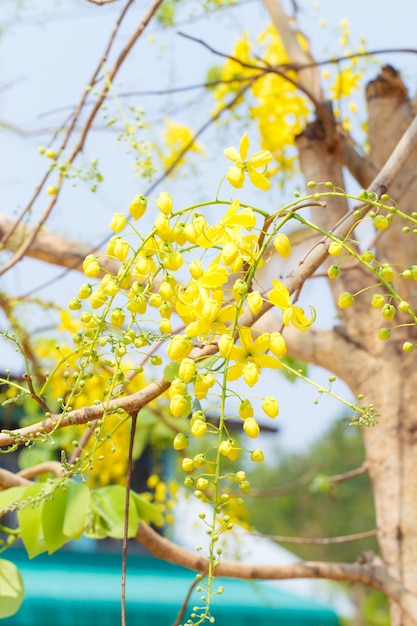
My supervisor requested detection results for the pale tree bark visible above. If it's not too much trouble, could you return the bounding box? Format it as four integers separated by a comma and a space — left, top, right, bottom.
264, 3, 417, 623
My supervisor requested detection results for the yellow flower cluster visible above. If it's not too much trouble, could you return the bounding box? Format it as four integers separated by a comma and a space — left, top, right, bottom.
214, 26, 311, 180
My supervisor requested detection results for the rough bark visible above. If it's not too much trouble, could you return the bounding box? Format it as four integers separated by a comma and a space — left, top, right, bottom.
292, 67, 417, 626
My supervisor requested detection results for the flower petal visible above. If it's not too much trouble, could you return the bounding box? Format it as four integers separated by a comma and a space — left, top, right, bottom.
226, 166, 245, 188
247, 168, 270, 190
253, 354, 282, 369
269, 280, 291, 309
227, 362, 244, 382
248, 150, 272, 168
224, 147, 241, 163
239, 134, 250, 161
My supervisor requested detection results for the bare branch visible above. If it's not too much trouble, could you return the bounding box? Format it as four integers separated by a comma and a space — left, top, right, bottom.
18, 461, 63, 479
135, 523, 417, 622
0, 0, 162, 278
0, 468, 31, 490
328, 463, 369, 485
256, 529, 377, 545
0, 212, 119, 274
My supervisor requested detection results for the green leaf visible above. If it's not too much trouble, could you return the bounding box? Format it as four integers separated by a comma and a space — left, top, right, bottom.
63, 482, 90, 540
88, 486, 139, 539
0, 486, 27, 515
163, 361, 179, 382
41, 484, 70, 553
18, 482, 48, 558
131, 492, 164, 527
0, 559, 24, 618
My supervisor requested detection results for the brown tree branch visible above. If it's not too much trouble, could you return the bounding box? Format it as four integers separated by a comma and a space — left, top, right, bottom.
328, 463, 369, 485
0, 213, 119, 274
135, 522, 417, 623
17, 461, 62, 479
255, 529, 377, 545
0, 468, 31, 490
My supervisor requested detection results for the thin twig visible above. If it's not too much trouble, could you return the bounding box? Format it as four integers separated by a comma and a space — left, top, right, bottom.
121, 411, 137, 626
327, 463, 369, 485
172, 577, 200, 626
0, 0, 160, 277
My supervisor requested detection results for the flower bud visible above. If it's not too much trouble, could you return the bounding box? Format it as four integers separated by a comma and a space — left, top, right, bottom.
378, 327, 391, 341
167, 335, 193, 362
247, 290, 263, 315
238, 400, 253, 419
110, 308, 125, 328
191, 420, 207, 438
371, 294, 385, 309
242, 362, 260, 387
173, 433, 188, 450
269, 332, 287, 358
168, 378, 187, 399
328, 241, 343, 256
83, 254, 101, 278
114, 239, 130, 262
262, 396, 279, 418
373, 215, 389, 230
327, 265, 340, 279
170, 394, 189, 418
380, 264, 394, 282
178, 358, 196, 383
382, 304, 396, 322
189, 259, 204, 279
181, 458, 194, 472
78, 283, 92, 300
273, 233, 291, 258
196, 477, 209, 491
250, 448, 264, 463
218, 334, 234, 358
129, 194, 147, 220
67, 297, 82, 313
403, 342, 414, 353
90, 289, 108, 309
243, 417, 260, 438
157, 192, 173, 215
109, 213, 127, 233
338, 292, 354, 309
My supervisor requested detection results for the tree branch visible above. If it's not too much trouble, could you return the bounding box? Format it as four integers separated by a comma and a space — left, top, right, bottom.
256, 529, 377, 545
0, 213, 119, 274
135, 523, 417, 623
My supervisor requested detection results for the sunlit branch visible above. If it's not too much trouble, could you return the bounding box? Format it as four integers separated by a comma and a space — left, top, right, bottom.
135, 522, 417, 622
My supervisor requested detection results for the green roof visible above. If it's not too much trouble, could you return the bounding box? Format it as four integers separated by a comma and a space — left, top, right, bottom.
3, 549, 340, 626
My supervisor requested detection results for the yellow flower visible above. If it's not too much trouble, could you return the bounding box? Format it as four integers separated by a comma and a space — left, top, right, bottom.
227, 327, 281, 387
269, 280, 315, 332
109, 213, 127, 233
224, 134, 272, 190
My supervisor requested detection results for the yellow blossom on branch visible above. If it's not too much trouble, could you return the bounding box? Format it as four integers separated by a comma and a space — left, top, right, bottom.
268, 280, 315, 332
224, 134, 272, 190
227, 327, 282, 387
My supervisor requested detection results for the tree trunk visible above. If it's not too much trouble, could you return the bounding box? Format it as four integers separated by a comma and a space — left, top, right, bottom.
292, 67, 417, 625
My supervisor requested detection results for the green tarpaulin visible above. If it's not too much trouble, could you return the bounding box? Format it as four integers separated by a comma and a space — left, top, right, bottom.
3, 549, 340, 625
